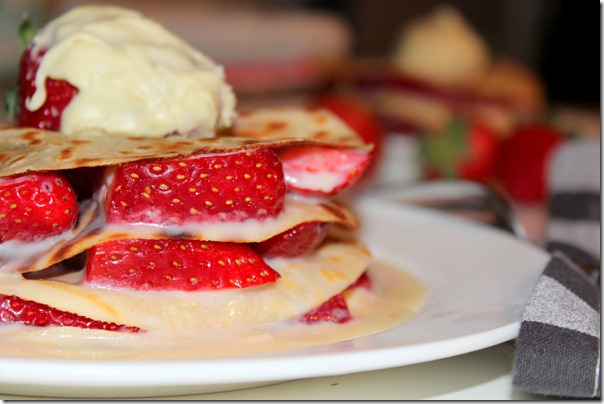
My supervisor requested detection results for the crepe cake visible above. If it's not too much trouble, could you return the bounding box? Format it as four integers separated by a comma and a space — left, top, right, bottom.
0, 5, 376, 333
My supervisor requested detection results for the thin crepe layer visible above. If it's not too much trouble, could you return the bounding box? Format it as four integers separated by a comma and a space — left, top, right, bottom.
0, 107, 369, 178
0, 198, 358, 274
0, 239, 371, 330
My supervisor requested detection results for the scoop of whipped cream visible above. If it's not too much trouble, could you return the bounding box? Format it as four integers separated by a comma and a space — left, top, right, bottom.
26, 5, 237, 138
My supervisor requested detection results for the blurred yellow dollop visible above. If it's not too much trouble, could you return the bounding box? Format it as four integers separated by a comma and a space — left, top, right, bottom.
392, 6, 491, 89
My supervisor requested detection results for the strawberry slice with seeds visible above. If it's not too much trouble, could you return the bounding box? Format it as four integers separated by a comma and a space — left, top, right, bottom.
0, 294, 141, 332
0, 172, 78, 243
15, 44, 78, 130
300, 271, 372, 324
277, 146, 371, 196
85, 239, 280, 291
253, 221, 331, 258
103, 148, 286, 225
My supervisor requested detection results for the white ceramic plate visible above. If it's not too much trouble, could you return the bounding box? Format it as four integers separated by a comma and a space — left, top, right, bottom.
0, 194, 549, 399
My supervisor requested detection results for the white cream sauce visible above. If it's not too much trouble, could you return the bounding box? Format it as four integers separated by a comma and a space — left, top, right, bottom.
0, 262, 425, 359
27, 5, 236, 137
284, 170, 344, 194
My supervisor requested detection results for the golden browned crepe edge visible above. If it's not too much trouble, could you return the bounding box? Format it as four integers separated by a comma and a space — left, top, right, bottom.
0, 107, 370, 178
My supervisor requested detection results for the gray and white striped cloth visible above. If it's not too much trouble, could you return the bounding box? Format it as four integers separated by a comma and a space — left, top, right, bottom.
513, 139, 601, 398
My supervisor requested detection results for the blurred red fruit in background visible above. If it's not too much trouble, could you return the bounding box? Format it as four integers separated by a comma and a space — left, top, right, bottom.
496, 124, 565, 202
420, 119, 501, 183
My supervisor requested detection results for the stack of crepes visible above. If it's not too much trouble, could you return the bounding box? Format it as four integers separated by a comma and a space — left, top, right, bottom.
0, 5, 376, 334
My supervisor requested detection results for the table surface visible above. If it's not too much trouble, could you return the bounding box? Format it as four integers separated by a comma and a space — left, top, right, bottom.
0, 343, 544, 400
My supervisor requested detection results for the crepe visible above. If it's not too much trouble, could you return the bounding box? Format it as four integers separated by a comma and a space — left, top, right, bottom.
0, 238, 370, 330
0, 107, 368, 178
0, 198, 358, 274
0, 104, 376, 332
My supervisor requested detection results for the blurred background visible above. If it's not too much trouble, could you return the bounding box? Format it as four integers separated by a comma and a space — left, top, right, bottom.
0, 0, 599, 105
0, 0, 600, 242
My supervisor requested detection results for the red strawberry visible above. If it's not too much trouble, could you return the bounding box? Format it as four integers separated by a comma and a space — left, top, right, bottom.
421, 119, 500, 183
15, 44, 78, 130
253, 221, 331, 258
301, 293, 351, 324
315, 94, 384, 174
0, 294, 141, 332
85, 239, 280, 291
496, 124, 565, 202
102, 148, 286, 225
0, 172, 78, 243
346, 271, 372, 291
300, 271, 372, 324
277, 146, 371, 196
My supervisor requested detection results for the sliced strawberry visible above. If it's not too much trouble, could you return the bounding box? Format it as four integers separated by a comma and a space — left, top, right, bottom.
300, 271, 372, 324
85, 239, 280, 291
0, 172, 78, 243
15, 44, 78, 130
300, 293, 351, 324
315, 94, 385, 175
253, 221, 331, 258
277, 146, 371, 196
103, 148, 286, 225
346, 271, 372, 291
0, 294, 141, 332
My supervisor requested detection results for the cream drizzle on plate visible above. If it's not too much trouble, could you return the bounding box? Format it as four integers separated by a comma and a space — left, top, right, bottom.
0, 262, 425, 359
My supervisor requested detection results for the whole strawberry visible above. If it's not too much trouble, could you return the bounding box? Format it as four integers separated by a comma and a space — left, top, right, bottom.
15, 44, 78, 130
102, 148, 286, 225
85, 239, 280, 291
497, 124, 565, 202
0, 172, 78, 243
420, 119, 500, 183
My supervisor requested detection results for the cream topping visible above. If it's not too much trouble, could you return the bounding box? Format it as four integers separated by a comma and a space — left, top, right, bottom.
27, 5, 236, 137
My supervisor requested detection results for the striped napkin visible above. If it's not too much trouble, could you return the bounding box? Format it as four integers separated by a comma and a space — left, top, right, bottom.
513, 139, 601, 398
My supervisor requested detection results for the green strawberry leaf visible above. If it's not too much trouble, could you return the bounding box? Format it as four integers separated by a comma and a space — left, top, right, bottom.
18, 13, 37, 49
4, 14, 37, 123
4, 89, 18, 123
420, 118, 470, 178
